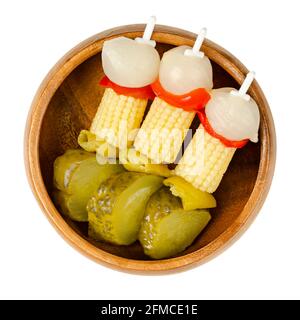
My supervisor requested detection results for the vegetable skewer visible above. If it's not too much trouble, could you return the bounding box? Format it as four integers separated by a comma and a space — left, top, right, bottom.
175, 72, 260, 193
89, 17, 160, 150
134, 28, 213, 163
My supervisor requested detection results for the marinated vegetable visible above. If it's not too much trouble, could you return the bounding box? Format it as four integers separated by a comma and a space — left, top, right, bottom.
54, 190, 95, 222
77, 130, 106, 153
87, 172, 163, 245
163, 176, 216, 210
53, 149, 124, 221
134, 29, 213, 164
53, 149, 93, 192
120, 148, 172, 177
139, 187, 211, 259
123, 163, 171, 177
175, 72, 260, 193
90, 17, 159, 149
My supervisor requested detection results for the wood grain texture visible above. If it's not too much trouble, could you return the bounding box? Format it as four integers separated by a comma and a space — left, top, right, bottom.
24, 24, 276, 273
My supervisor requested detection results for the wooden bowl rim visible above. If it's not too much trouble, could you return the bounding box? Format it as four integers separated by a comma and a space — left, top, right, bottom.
24, 24, 276, 274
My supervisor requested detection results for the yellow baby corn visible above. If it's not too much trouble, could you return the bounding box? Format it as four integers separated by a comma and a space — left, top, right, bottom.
175, 125, 236, 193
90, 88, 147, 149
134, 97, 195, 164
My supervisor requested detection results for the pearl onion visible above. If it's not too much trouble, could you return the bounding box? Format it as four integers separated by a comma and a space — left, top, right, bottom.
205, 88, 260, 142
102, 37, 160, 88
159, 46, 213, 95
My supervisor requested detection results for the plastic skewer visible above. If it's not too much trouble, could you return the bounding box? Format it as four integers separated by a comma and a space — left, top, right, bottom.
143, 16, 156, 41
184, 28, 207, 58
231, 71, 255, 101
135, 16, 157, 47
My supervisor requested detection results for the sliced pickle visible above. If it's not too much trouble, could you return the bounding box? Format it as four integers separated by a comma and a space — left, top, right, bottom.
53, 149, 124, 221
68, 158, 123, 196
53, 190, 70, 217
53, 191, 91, 222
139, 187, 211, 259
87, 172, 163, 245
163, 176, 216, 210
53, 149, 93, 192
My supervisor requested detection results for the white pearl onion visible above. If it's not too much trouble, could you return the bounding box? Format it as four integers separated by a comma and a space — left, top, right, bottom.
205, 88, 260, 142
159, 46, 213, 95
102, 37, 160, 88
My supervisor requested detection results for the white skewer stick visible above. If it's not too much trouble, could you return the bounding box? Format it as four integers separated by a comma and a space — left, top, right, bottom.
143, 16, 156, 41
231, 71, 256, 101
135, 16, 157, 47
184, 28, 207, 58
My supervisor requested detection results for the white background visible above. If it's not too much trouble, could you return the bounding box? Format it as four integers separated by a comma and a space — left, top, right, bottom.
0, 0, 299, 300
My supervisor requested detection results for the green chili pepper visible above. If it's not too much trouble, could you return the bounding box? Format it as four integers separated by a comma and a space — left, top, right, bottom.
163, 176, 216, 210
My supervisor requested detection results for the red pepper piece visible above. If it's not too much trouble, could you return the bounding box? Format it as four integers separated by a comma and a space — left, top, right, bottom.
99, 76, 155, 100
151, 79, 211, 112
198, 110, 248, 148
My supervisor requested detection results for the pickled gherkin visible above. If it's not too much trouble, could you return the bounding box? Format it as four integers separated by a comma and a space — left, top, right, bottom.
139, 187, 211, 259
53, 149, 124, 221
87, 172, 163, 245
54, 190, 93, 222
53, 149, 93, 192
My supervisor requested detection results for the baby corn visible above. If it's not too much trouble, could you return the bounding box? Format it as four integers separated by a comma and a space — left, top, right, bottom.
90, 88, 147, 149
134, 97, 195, 163
175, 125, 236, 193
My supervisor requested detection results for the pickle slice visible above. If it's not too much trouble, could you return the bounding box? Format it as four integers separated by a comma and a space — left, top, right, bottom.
53, 149, 124, 221
53, 190, 70, 217
53, 149, 93, 192
163, 176, 216, 210
139, 187, 211, 259
53, 191, 91, 222
87, 172, 163, 245
68, 158, 123, 196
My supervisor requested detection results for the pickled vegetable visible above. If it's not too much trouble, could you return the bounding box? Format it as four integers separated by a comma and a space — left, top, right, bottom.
87, 172, 163, 245
123, 163, 172, 177
205, 87, 260, 143
77, 130, 105, 152
54, 190, 95, 222
102, 36, 160, 88
53, 149, 93, 192
163, 176, 216, 210
53, 190, 69, 216
53, 149, 124, 221
120, 148, 172, 177
159, 45, 213, 95
139, 187, 211, 259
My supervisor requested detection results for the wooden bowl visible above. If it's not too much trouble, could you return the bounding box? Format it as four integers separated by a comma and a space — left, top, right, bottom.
25, 25, 276, 273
